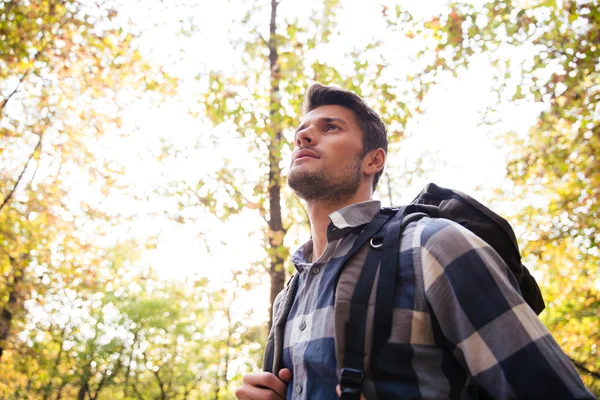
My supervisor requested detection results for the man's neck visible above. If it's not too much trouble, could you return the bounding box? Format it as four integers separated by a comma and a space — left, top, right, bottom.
306, 189, 372, 263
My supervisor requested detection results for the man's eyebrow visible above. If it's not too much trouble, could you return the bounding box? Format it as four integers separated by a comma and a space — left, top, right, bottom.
321, 117, 348, 126
295, 117, 348, 133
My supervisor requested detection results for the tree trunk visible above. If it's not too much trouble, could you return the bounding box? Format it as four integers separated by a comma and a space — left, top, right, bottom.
54, 381, 68, 400
123, 330, 139, 398
267, 0, 286, 332
0, 140, 41, 361
0, 255, 27, 360
77, 379, 89, 400
222, 322, 231, 396
90, 357, 122, 400
43, 324, 68, 400
152, 369, 167, 400
212, 368, 220, 400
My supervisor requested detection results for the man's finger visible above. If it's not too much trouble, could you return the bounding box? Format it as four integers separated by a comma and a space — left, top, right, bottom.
236, 384, 284, 400
278, 368, 292, 383
242, 372, 288, 396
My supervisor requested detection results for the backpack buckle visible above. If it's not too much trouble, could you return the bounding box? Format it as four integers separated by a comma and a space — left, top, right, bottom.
370, 235, 383, 248
339, 368, 364, 398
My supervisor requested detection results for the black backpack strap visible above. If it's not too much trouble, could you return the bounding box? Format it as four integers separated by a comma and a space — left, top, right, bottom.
371, 206, 408, 360
340, 233, 385, 400
339, 207, 406, 400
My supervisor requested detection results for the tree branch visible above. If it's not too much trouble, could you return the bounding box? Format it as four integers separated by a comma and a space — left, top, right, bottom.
131, 382, 146, 400
570, 356, 600, 380
0, 70, 30, 113
0, 23, 51, 116
91, 357, 122, 400
258, 33, 268, 47
0, 0, 66, 117
223, 180, 269, 225
0, 135, 42, 213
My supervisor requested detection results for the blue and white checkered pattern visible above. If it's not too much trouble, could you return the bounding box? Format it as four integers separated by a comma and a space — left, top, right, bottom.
278, 200, 594, 399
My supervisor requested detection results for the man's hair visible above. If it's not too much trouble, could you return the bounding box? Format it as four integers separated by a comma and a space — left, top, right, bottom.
302, 83, 388, 192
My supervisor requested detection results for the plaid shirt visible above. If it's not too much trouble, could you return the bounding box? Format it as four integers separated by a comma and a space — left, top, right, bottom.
274, 200, 593, 399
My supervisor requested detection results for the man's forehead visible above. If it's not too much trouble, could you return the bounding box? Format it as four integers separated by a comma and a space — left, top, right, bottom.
299, 104, 357, 126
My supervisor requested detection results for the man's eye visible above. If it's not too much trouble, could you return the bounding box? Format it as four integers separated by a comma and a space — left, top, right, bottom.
325, 124, 340, 132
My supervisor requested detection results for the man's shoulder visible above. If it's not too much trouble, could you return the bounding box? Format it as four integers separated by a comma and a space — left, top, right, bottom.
401, 214, 490, 265
400, 214, 459, 239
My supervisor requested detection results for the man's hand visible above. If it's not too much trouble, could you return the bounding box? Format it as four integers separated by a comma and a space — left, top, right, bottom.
236, 368, 292, 399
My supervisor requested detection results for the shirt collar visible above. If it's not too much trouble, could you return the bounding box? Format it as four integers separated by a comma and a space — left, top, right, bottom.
328, 199, 382, 230
291, 199, 382, 271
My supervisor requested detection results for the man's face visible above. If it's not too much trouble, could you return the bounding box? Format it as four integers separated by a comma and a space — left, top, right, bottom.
288, 104, 365, 202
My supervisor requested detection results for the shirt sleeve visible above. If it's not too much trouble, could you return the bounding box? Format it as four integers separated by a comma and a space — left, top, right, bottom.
419, 218, 595, 399
263, 289, 284, 373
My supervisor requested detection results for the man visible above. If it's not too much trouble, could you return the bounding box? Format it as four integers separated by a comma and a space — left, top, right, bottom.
235, 83, 594, 399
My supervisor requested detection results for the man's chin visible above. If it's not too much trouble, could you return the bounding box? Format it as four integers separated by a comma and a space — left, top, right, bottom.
288, 167, 311, 182
288, 173, 319, 197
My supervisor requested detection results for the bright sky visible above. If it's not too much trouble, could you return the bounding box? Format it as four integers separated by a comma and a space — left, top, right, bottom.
100, 0, 545, 314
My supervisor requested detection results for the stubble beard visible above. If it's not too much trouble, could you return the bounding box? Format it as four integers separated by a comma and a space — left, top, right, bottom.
288, 155, 363, 203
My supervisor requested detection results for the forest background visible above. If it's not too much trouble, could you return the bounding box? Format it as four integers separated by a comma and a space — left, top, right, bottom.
1, 0, 599, 398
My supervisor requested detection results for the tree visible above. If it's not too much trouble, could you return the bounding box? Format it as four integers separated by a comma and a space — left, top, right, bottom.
206, 267, 268, 399
0, 0, 174, 364
165, 0, 427, 330
111, 271, 265, 400
385, 0, 600, 392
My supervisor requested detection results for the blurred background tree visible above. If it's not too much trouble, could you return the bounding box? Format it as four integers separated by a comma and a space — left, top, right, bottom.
1, 0, 598, 398
162, 0, 429, 331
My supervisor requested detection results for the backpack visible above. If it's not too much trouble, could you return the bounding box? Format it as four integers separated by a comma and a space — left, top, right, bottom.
339, 182, 545, 400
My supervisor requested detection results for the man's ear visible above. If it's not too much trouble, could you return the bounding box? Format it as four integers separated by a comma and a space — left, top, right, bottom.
362, 148, 386, 177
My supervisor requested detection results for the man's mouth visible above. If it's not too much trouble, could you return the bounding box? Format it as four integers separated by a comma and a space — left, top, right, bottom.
294, 150, 319, 162
295, 155, 316, 161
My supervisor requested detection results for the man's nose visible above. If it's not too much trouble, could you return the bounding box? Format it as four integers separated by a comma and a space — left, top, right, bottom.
296, 127, 316, 147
